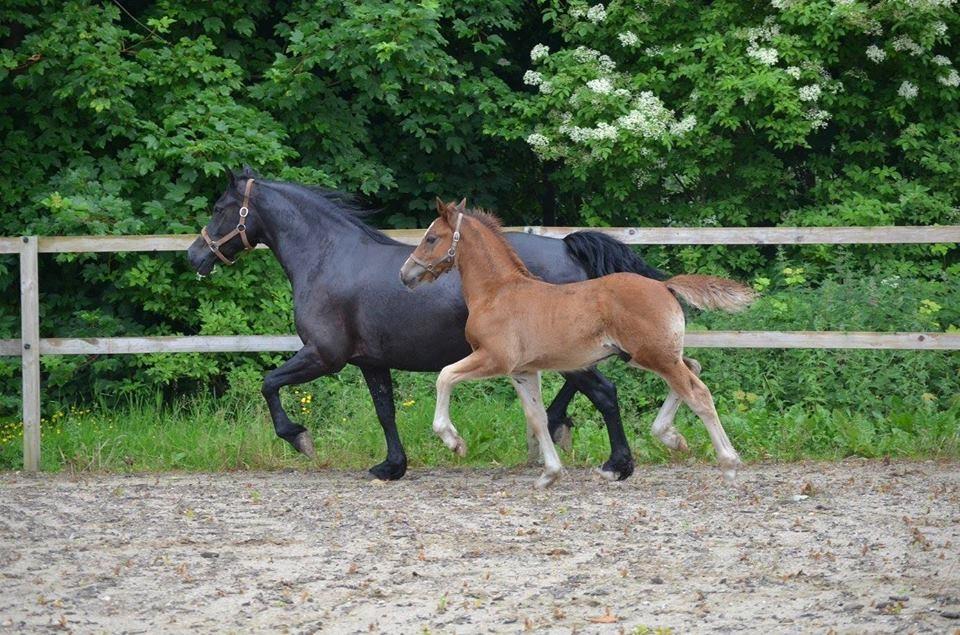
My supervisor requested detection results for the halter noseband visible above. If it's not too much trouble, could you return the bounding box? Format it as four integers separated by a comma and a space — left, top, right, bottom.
200, 178, 255, 266
410, 212, 463, 274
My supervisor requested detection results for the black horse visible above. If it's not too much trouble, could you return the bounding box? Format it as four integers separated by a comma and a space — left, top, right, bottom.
186, 169, 665, 481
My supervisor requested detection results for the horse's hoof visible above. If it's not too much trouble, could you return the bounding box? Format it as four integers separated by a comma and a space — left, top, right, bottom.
368, 459, 406, 481
535, 471, 560, 489
601, 455, 634, 481
595, 467, 619, 482
293, 431, 316, 459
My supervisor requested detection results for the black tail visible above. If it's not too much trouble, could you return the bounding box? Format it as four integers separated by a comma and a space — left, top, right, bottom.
563, 231, 668, 280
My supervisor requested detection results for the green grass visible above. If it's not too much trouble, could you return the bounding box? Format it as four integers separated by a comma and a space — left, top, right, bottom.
1, 364, 957, 473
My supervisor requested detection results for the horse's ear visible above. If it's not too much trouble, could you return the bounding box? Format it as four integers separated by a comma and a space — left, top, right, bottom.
227, 169, 237, 188
455, 198, 467, 213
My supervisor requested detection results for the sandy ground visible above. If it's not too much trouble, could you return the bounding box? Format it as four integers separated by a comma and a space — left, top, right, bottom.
0, 461, 958, 634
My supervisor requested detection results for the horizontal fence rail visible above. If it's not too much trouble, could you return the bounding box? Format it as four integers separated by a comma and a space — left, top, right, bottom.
2, 226, 958, 472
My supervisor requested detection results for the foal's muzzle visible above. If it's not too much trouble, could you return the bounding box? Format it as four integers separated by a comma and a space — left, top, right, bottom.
399, 258, 427, 289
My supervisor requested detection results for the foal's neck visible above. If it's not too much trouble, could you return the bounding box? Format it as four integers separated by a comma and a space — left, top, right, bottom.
456, 216, 534, 307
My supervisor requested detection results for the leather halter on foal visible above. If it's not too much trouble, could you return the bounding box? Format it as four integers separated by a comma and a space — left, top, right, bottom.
410, 212, 464, 275
200, 178, 255, 266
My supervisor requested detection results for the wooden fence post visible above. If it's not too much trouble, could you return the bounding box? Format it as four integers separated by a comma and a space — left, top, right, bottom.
20, 236, 40, 472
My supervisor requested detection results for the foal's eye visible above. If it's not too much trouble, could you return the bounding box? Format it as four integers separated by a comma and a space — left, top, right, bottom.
425, 236, 437, 245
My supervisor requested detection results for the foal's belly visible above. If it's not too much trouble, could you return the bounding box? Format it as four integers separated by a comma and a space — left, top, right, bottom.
516, 339, 624, 373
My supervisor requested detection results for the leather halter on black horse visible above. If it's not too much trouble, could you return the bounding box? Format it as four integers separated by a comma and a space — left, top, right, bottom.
201, 178, 255, 265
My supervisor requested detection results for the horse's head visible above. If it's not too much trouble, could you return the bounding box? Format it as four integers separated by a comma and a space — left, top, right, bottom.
187, 167, 265, 276
400, 197, 467, 289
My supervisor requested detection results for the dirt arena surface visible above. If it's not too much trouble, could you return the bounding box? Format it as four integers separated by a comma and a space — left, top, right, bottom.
1, 461, 958, 634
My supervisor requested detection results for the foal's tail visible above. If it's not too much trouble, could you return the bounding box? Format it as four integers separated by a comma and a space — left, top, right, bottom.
664, 275, 756, 312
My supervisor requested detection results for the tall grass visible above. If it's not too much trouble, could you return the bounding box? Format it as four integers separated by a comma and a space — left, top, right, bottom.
0, 361, 956, 473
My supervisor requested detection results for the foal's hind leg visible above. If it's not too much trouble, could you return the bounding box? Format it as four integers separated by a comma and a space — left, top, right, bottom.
650, 357, 700, 452
511, 372, 562, 489
433, 351, 501, 457
640, 358, 741, 481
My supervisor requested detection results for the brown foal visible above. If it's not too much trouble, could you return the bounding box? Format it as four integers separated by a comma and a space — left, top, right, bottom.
400, 199, 756, 488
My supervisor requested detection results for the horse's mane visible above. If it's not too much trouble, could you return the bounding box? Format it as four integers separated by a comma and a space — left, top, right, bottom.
465, 208, 537, 279
262, 179, 403, 246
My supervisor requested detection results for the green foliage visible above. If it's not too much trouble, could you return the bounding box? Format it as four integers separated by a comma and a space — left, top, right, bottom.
0, 1, 957, 423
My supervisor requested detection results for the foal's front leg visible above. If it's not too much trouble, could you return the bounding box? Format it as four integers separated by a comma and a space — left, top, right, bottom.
433, 351, 500, 456
511, 371, 563, 489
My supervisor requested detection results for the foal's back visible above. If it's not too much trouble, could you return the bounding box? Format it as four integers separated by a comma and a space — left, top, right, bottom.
467, 272, 684, 373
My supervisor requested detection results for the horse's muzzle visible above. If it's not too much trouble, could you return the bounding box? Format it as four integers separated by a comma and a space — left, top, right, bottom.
399, 258, 426, 289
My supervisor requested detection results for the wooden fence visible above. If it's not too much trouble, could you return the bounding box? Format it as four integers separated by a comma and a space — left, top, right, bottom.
2, 225, 959, 472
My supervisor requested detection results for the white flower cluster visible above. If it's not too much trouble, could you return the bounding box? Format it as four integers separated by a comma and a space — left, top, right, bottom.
745, 18, 780, 66
892, 35, 923, 56
798, 84, 822, 101
933, 55, 952, 66
747, 45, 779, 66
669, 114, 697, 136
866, 45, 886, 63
616, 91, 674, 138
805, 108, 831, 129
586, 78, 614, 94
770, 0, 797, 8
561, 122, 619, 142
530, 44, 550, 62
785, 66, 801, 78
586, 4, 607, 23
526, 133, 550, 151
572, 46, 616, 72
523, 70, 543, 86
618, 31, 639, 47
644, 46, 663, 57
931, 21, 948, 37
833, 0, 855, 6
939, 69, 960, 87
898, 80, 919, 99
904, 0, 955, 6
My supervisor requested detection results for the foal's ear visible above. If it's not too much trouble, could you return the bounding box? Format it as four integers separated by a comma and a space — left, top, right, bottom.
455, 198, 467, 213
435, 196, 446, 216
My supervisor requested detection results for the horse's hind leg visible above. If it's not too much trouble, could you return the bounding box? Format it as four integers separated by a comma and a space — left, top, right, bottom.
360, 366, 407, 481
511, 371, 562, 489
642, 357, 741, 481
262, 346, 344, 458
546, 378, 578, 452
563, 369, 634, 481
650, 357, 700, 452
433, 351, 500, 457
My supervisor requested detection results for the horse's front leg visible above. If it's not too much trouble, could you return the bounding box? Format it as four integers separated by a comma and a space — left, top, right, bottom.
433, 351, 501, 457
261, 346, 344, 457
360, 366, 407, 480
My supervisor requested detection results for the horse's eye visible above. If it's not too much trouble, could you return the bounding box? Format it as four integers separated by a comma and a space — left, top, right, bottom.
426, 236, 437, 245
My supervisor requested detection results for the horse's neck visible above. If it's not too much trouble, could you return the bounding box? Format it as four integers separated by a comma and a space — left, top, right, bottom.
457, 219, 531, 307
258, 193, 361, 288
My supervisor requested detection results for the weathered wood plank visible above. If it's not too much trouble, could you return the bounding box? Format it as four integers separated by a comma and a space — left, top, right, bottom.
529, 225, 960, 244
684, 331, 960, 349
38, 335, 304, 355
20, 237, 41, 472
23, 225, 960, 252
0, 237, 22, 254
0, 331, 952, 355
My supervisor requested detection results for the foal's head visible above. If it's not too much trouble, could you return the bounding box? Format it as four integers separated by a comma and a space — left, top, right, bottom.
399, 198, 467, 289
187, 167, 266, 276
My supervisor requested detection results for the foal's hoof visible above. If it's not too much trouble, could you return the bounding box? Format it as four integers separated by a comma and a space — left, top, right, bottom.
535, 471, 560, 489
368, 459, 407, 481
720, 456, 742, 484
452, 437, 468, 457
293, 431, 317, 459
